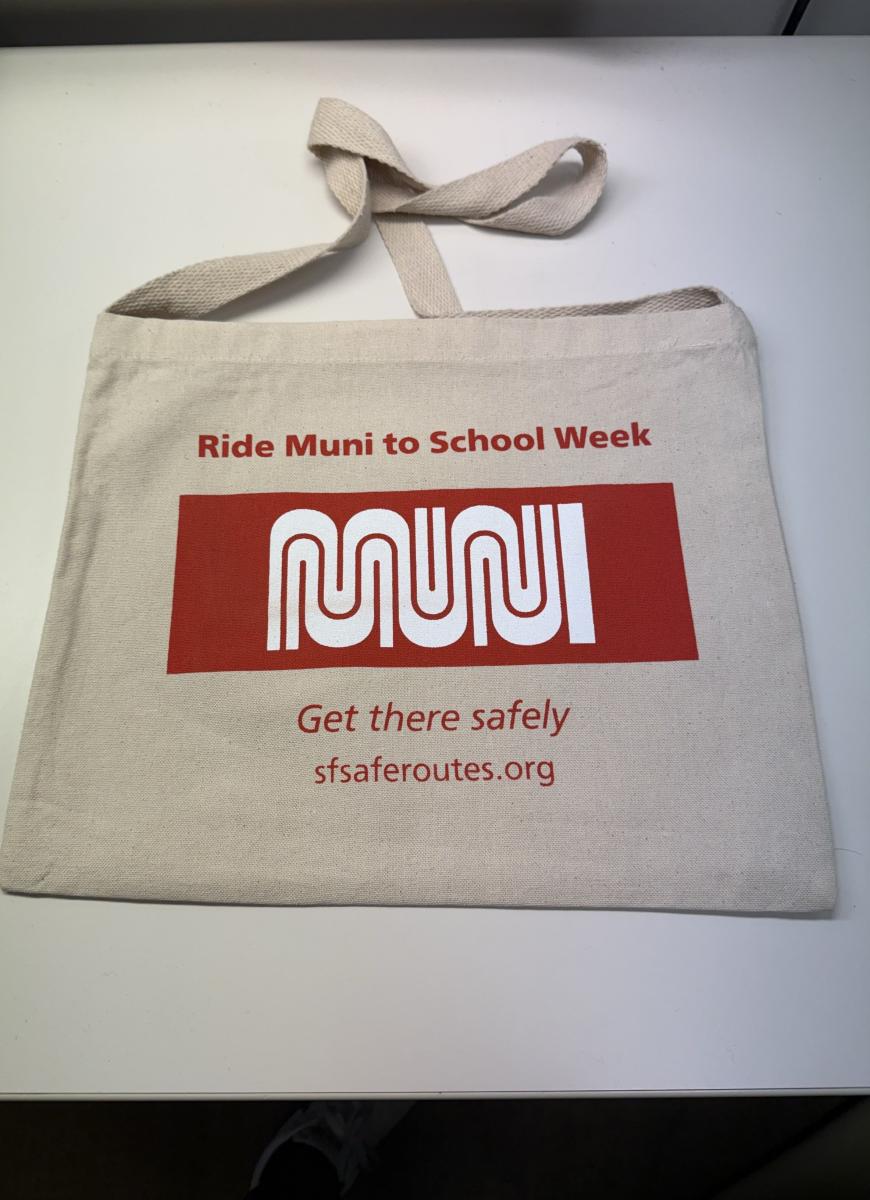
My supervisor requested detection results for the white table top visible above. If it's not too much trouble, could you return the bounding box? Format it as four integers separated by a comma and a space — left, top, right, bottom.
1, 36, 868, 1097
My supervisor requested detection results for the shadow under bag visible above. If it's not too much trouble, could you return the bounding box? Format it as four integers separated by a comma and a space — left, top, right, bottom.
0, 99, 835, 911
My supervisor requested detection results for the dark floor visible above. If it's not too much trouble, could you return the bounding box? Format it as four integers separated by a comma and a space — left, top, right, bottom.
0, 1096, 860, 1199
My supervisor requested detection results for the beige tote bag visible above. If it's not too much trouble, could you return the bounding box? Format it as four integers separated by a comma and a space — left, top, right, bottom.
0, 99, 835, 911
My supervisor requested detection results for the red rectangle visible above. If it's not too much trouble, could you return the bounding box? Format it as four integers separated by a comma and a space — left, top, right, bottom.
167, 483, 697, 673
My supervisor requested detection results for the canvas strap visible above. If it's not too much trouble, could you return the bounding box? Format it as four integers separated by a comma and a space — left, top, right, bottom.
108, 96, 607, 320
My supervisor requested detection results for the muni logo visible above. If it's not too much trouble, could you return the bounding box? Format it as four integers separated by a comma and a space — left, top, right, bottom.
266, 503, 595, 653
166, 483, 698, 673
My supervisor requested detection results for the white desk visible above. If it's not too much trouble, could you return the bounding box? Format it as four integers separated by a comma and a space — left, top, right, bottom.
1, 37, 868, 1096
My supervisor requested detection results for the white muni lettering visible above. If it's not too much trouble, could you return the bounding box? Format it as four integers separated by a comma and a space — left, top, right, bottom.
267, 504, 595, 651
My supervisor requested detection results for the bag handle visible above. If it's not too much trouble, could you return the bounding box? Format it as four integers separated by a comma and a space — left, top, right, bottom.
108, 97, 607, 321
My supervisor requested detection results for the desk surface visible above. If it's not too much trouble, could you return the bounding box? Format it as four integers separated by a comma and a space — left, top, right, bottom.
1, 36, 869, 1097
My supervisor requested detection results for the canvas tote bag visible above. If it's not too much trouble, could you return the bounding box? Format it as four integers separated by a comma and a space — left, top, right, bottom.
0, 99, 835, 911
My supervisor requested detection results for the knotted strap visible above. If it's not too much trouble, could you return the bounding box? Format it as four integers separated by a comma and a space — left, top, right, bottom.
109, 97, 607, 320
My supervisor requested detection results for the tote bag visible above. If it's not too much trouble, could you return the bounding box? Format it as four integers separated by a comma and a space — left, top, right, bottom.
0, 99, 835, 911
